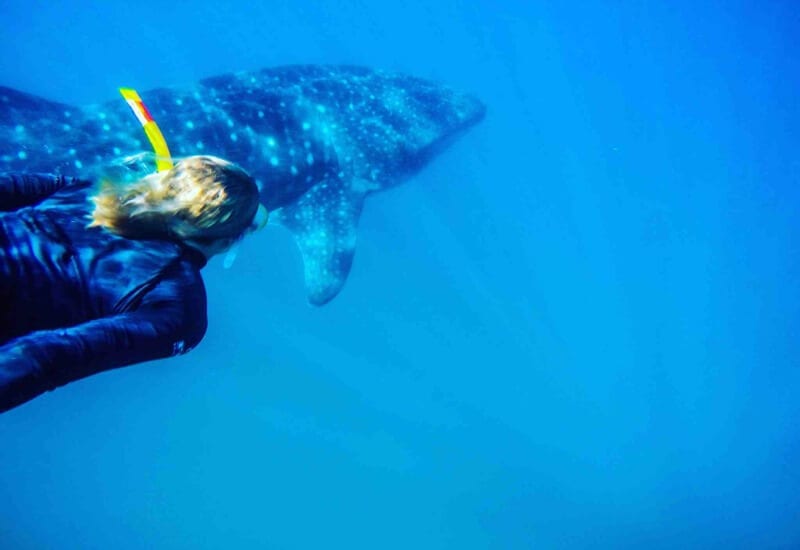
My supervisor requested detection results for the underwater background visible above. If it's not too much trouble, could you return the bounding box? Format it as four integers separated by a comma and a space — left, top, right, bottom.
1, 1, 798, 548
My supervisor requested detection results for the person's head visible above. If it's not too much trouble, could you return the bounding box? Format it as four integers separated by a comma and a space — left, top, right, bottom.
90, 155, 263, 257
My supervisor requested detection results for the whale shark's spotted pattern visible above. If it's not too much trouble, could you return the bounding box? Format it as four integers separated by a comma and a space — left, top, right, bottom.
0, 65, 485, 304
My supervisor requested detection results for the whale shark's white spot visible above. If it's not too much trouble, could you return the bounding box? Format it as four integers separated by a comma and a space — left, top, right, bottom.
227, 120, 234, 128
186, 121, 195, 129
176, 98, 183, 106
258, 111, 264, 118
1, 155, 10, 162
17, 151, 26, 160
230, 133, 238, 141
99, 112, 107, 120
316, 105, 326, 113
290, 165, 298, 175
302, 122, 311, 131
113, 147, 121, 155
303, 141, 311, 149
267, 137, 276, 147
102, 124, 110, 131
62, 124, 71, 131
75, 160, 83, 169
306, 153, 314, 165
68, 148, 76, 156
14, 125, 24, 133
270, 156, 279, 166
64, 111, 71, 118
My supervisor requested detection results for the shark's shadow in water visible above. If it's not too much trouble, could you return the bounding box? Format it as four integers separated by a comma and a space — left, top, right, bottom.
0, 65, 485, 305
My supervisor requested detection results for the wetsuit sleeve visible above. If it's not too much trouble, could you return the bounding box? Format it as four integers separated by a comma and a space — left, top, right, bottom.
0, 264, 208, 413
0, 173, 74, 211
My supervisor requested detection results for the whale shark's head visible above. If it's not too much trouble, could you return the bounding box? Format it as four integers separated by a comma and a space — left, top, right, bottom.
290, 67, 486, 188
403, 82, 486, 173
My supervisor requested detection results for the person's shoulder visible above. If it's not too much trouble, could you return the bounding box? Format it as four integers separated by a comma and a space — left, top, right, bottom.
160, 253, 209, 349
153, 247, 207, 295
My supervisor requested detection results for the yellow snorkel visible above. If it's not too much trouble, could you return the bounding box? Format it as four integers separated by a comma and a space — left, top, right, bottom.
119, 87, 174, 172
119, 87, 268, 269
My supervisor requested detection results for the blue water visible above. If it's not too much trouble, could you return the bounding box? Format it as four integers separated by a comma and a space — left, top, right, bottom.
1, 1, 799, 548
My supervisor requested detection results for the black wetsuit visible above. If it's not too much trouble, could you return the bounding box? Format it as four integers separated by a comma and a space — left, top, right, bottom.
0, 173, 208, 412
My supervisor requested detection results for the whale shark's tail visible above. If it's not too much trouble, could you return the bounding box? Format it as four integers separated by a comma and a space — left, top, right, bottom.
0, 66, 485, 305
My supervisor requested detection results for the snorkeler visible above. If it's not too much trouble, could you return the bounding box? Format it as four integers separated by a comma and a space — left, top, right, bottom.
0, 155, 265, 412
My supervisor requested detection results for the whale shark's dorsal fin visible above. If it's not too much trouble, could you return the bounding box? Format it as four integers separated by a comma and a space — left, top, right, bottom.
274, 177, 371, 305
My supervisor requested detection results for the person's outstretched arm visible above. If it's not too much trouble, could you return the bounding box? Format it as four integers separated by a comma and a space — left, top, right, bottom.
0, 173, 75, 211
0, 264, 208, 413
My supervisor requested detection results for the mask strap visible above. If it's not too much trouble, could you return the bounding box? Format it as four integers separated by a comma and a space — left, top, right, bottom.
251, 203, 270, 232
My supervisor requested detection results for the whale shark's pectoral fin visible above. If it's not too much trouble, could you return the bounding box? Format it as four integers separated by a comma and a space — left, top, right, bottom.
274, 178, 368, 306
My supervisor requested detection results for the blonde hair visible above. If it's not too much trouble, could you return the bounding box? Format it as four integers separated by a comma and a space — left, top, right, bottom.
90, 155, 260, 243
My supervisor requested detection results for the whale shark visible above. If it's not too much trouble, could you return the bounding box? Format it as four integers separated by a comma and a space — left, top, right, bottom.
0, 65, 485, 305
